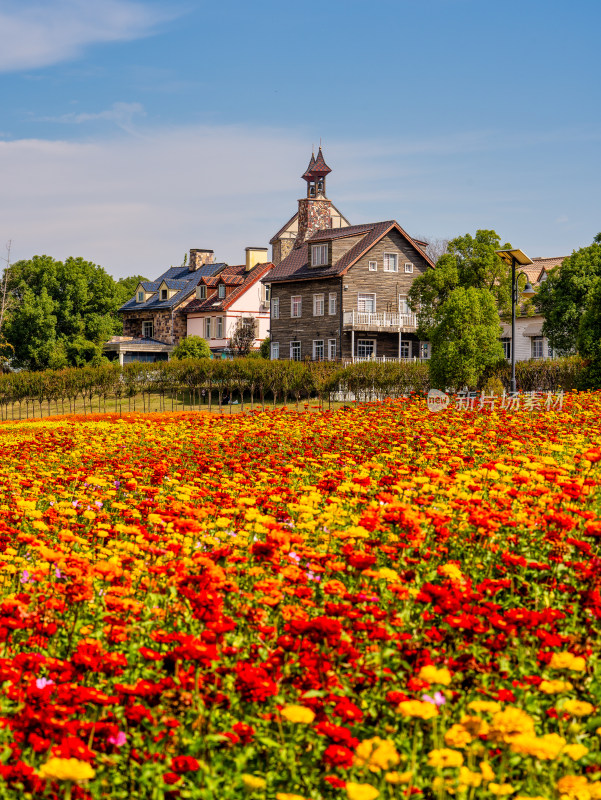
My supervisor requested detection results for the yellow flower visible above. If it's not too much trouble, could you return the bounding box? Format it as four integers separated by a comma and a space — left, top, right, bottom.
515, 796, 549, 800
38, 758, 95, 782
563, 700, 595, 717
539, 679, 573, 694
468, 700, 501, 714
242, 774, 267, 791
276, 795, 308, 800
490, 784, 516, 796
557, 775, 590, 799
510, 733, 565, 760
439, 563, 465, 583
418, 665, 452, 685
427, 748, 464, 768
489, 707, 535, 743
549, 652, 586, 671
460, 714, 489, 736
563, 744, 589, 760
444, 724, 473, 748
346, 782, 380, 800
397, 700, 438, 719
480, 761, 495, 782
458, 767, 482, 788
354, 737, 400, 771
280, 705, 315, 724
385, 771, 412, 784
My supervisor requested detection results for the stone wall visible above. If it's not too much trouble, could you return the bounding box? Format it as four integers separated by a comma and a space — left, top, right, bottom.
295, 198, 332, 248
122, 305, 189, 345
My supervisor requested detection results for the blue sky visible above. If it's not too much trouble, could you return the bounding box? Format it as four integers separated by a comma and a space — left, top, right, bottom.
1, 0, 600, 278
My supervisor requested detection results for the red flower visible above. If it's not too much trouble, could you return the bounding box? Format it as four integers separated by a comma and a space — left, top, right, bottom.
323, 744, 355, 769
171, 756, 200, 774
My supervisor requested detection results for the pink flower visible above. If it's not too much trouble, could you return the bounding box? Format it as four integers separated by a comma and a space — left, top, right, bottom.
108, 731, 127, 747
423, 691, 446, 706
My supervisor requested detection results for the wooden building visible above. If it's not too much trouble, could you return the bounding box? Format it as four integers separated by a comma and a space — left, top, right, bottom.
264, 149, 435, 361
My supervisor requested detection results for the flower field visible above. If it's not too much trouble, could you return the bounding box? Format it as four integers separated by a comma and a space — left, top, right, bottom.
0, 395, 600, 800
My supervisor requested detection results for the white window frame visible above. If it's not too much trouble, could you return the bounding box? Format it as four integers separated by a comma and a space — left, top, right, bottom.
501, 338, 511, 360
142, 320, 154, 338
357, 293, 376, 313
218, 284, 226, 299
399, 340, 410, 359
383, 253, 399, 272
399, 294, 409, 315
404, 262, 414, 274
204, 318, 211, 339
357, 339, 376, 358
271, 297, 280, 319
264, 284, 271, 303
290, 341, 301, 361
420, 341, 430, 359
532, 337, 543, 359
328, 338, 337, 360
291, 296, 302, 318
216, 317, 223, 338
271, 342, 280, 360
197, 285, 207, 300
368, 261, 377, 272
137, 291, 145, 303
313, 340, 324, 361
313, 293, 324, 316
311, 243, 328, 266
329, 292, 337, 315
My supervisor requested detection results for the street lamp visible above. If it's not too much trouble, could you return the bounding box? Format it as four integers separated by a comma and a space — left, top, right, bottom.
495, 248, 535, 394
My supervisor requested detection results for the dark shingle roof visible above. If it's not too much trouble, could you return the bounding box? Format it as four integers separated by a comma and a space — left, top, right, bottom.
266, 220, 434, 284
120, 262, 227, 312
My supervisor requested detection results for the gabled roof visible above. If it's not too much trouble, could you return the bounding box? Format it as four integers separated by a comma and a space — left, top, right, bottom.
310, 146, 331, 177
120, 262, 227, 312
185, 262, 273, 314
265, 220, 435, 284
517, 257, 566, 287
269, 203, 352, 244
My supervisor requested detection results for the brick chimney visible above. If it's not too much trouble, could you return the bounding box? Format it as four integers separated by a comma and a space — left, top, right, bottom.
189, 248, 214, 271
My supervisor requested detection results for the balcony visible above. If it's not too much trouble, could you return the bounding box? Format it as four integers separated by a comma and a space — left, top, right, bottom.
342, 310, 417, 332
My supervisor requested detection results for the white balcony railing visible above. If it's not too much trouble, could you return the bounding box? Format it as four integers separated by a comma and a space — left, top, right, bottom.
342, 310, 417, 331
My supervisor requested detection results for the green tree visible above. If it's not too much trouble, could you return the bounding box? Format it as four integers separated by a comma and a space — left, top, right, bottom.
409, 229, 512, 339
171, 336, 212, 360
539, 236, 601, 355
259, 336, 271, 359
4, 255, 139, 370
429, 287, 504, 391
576, 269, 601, 387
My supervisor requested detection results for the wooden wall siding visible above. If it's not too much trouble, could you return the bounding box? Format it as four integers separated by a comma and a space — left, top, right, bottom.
340, 332, 419, 359
270, 277, 342, 359
330, 234, 365, 265
343, 230, 430, 314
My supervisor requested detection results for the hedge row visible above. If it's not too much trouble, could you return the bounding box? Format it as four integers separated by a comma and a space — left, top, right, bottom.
0, 356, 585, 420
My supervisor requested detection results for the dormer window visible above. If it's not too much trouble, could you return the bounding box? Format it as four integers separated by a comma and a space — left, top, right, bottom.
160, 288, 168, 300
218, 284, 226, 299
197, 285, 207, 300
137, 291, 145, 303
311, 244, 328, 267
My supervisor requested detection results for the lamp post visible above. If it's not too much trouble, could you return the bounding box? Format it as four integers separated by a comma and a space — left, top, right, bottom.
495, 249, 535, 394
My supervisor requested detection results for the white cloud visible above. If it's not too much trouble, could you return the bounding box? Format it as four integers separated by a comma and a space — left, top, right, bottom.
0, 123, 598, 279
37, 102, 147, 132
0, 0, 177, 72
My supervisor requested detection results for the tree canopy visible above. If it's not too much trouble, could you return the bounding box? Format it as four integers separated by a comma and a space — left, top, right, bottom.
539, 237, 601, 355
171, 336, 212, 360
429, 287, 504, 391
408, 229, 513, 340
3, 255, 147, 370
